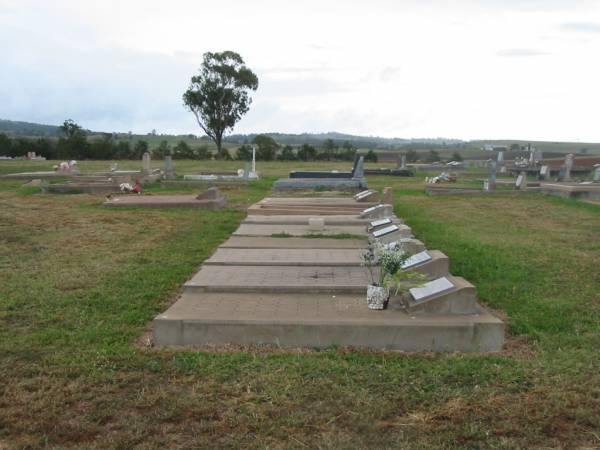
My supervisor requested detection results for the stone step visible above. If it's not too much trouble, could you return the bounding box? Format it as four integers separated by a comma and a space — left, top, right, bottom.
153, 292, 504, 352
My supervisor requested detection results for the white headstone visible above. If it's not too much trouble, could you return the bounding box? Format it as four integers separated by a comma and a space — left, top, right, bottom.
594, 166, 600, 182
515, 173, 526, 190
410, 277, 454, 302
372, 224, 399, 238
142, 152, 151, 174
359, 204, 392, 219
539, 165, 549, 180
401, 251, 432, 269
369, 218, 392, 228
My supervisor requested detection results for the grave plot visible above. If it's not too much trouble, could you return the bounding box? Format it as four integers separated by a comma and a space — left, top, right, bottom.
153, 195, 504, 352
233, 223, 368, 237
103, 188, 227, 209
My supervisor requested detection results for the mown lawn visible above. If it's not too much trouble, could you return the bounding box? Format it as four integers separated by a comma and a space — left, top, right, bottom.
1, 160, 599, 448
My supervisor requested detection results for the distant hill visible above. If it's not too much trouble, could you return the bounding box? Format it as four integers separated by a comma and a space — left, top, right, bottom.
2, 118, 600, 155
225, 132, 462, 149
0, 119, 61, 137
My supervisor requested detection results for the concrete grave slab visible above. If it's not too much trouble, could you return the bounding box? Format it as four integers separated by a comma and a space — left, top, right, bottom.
220, 236, 368, 249
184, 265, 371, 294
242, 215, 402, 226
233, 223, 367, 237
205, 248, 365, 267
153, 292, 505, 352
103, 194, 226, 209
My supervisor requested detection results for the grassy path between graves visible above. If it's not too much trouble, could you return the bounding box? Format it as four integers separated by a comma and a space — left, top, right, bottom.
1, 160, 599, 448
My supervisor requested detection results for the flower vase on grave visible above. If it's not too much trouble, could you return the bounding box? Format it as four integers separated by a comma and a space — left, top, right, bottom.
367, 285, 389, 310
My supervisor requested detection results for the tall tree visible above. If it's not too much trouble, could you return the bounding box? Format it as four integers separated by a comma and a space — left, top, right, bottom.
183, 51, 258, 158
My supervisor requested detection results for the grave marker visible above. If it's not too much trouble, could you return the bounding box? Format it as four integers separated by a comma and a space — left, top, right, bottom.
372, 224, 399, 238
142, 152, 151, 174
539, 165, 549, 180
164, 154, 176, 179
594, 166, 600, 182
370, 218, 392, 228
401, 251, 432, 269
383, 187, 393, 204
564, 153, 574, 181
359, 204, 392, 219
515, 172, 526, 190
410, 277, 454, 302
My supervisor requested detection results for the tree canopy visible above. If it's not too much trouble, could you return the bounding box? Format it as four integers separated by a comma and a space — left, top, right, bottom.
183, 51, 258, 158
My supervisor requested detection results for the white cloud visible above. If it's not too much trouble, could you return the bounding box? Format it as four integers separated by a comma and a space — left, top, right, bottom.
1, 0, 600, 141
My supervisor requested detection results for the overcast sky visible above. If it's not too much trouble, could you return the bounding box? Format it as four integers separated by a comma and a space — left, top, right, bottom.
1, 0, 600, 141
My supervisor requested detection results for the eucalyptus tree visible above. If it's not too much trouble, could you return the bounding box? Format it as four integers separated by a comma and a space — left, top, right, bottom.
183, 51, 258, 159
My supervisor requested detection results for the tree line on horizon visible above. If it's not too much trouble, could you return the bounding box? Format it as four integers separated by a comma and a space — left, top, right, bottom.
0, 119, 379, 162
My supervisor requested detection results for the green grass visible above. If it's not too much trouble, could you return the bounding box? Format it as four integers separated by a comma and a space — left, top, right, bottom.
1, 160, 599, 448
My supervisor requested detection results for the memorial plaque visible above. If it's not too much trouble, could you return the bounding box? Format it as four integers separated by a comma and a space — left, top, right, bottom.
354, 190, 371, 200
401, 251, 431, 269
515, 174, 525, 189
372, 224, 399, 238
362, 205, 379, 214
410, 277, 454, 302
370, 218, 392, 228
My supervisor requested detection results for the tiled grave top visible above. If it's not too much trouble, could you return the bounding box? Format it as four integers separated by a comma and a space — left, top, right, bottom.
410, 277, 454, 302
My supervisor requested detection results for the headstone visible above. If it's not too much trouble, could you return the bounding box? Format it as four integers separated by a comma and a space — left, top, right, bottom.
164, 155, 176, 179
564, 154, 574, 181
528, 150, 535, 166
594, 166, 600, 182
142, 152, 151, 174
354, 189, 378, 202
382, 187, 393, 205
497, 151, 504, 166
359, 204, 393, 219
369, 218, 392, 230
353, 156, 365, 179
539, 165, 549, 180
243, 162, 251, 179
409, 277, 454, 302
401, 251, 432, 269
486, 160, 497, 191
308, 217, 325, 231
372, 224, 399, 239
400, 154, 406, 169
515, 172, 526, 190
